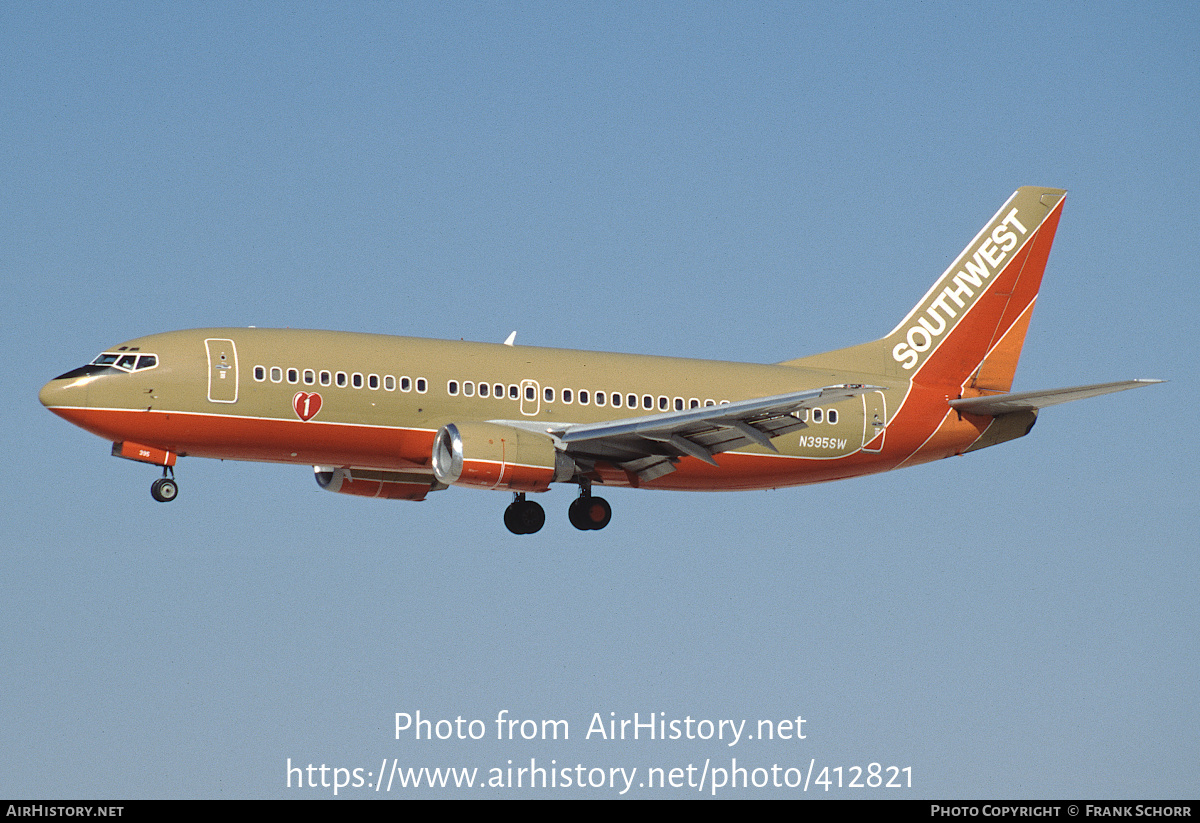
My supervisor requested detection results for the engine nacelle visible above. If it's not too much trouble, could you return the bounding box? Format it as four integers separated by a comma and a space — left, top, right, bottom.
432, 422, 575, 491
314, 466, 437, 501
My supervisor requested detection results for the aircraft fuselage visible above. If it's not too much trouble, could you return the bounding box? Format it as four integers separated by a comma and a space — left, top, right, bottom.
41, 327, 980, 491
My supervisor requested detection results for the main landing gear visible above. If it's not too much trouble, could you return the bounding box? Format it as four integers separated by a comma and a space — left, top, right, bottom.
504, 484, 612, 535
504, 493, 545, 534
150, 466, 178, 503
568, 484, 611, 531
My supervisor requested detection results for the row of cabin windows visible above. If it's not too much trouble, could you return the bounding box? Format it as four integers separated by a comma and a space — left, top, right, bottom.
445, 379, 731, 411
250, 365, 838, 423
443, 379, 839, 422
252, 365, 427, 394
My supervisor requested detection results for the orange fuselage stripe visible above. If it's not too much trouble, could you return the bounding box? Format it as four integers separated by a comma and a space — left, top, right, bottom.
48, 391, 981, 490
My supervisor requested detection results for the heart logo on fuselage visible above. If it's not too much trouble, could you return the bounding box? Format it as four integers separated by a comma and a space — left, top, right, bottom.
293, 391, 322, 421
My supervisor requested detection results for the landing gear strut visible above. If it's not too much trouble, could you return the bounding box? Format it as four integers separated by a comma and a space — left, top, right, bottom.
568, 481, 611, 531
504, 492, 545, 534
150, 465, 178, 503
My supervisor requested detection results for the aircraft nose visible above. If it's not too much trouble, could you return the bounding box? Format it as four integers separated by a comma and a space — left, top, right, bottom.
39, 378, 62, 408
40, 379, 70, 410
40, 371, 89, 411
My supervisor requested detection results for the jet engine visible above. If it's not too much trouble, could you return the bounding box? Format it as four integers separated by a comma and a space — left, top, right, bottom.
431, 422, 575, 491
313, 466, 438, 501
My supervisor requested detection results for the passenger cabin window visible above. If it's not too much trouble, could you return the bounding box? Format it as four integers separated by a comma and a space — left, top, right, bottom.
416, 378, 427, 393
828, 409, 838, 424
254, 366, 266, 381
336, 372, 347, 387
271, 367, 283, 383
448, 380, 459, 396
304, 369, 316, 385
384, 375, 395, 391
368, 374, 379, 390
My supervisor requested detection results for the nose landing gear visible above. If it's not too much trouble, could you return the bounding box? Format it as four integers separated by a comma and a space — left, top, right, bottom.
150, 466, 178, 503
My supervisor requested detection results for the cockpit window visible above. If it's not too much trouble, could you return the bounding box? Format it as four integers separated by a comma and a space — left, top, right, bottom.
90, 352, 159, 372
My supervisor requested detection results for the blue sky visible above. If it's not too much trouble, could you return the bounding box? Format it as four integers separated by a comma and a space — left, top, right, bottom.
3, 2, 1196, 798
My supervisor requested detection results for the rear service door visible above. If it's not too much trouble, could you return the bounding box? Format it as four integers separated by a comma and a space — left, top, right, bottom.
862, 390, 886, 452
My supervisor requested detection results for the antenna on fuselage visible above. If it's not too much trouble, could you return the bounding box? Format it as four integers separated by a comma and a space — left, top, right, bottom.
503, 331, 516, 346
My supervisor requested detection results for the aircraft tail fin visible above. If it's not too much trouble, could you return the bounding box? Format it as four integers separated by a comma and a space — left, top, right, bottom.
784, 187, 1067, 391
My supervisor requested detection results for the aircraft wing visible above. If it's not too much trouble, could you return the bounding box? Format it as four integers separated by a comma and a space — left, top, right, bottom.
544, 384, 880, 482
948, 379, 1163, 416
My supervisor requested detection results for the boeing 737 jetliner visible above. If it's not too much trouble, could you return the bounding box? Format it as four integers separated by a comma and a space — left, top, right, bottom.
40, 187, 1159, 533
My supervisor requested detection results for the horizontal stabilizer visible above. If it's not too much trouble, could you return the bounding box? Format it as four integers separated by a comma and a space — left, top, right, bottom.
948, 379, 1163, 416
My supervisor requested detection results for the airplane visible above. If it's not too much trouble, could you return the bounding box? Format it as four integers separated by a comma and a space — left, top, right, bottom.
40, 186, 1160, 534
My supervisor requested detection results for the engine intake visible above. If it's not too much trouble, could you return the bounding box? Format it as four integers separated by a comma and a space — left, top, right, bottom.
432, 422, 574, 491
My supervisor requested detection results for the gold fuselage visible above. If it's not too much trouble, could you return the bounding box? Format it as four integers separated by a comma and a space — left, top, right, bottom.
39, 326, 1000, 492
